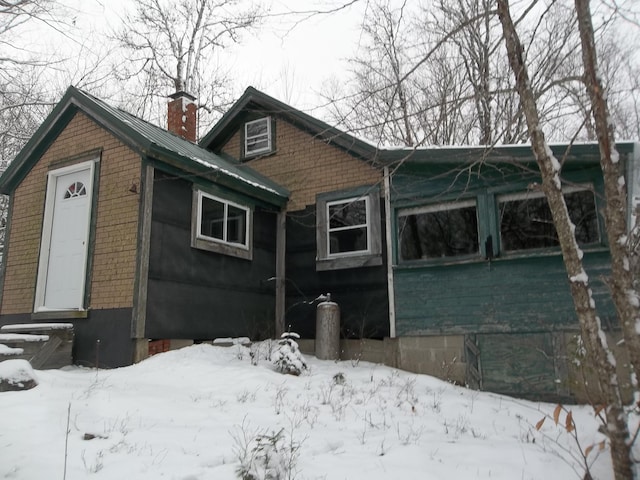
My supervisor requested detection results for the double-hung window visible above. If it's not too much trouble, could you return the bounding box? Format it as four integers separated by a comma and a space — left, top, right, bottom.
192, 190, 252, 259
244, 117, 272, 157
316, 188, 382, 270
327, 197, 370, 256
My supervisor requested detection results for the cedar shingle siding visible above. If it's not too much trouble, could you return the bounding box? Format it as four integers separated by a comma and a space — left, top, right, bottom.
223, 119, 380, 210
1, 112, 140, 314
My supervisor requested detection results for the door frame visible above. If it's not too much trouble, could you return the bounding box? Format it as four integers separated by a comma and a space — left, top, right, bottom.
34, 159, 97, 312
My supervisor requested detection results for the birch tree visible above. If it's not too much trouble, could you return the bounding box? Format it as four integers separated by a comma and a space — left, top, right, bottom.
331, 0, 638, 147
497, 1, 635, 477
113, 0, 263, 133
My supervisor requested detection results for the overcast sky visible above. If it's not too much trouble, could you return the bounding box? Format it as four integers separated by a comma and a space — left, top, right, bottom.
39, 0, 369, 113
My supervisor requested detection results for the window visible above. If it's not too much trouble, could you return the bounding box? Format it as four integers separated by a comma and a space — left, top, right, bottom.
64, 181, 86, 199
327, 197, 369, 256
244, 117, 272, 157
316, 189, 382, 270
499, 187, 599, 252
192, 190, 252, 259
398, 200, 479, 261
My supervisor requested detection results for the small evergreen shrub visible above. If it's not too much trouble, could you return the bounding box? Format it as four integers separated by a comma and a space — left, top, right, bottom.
271, 332, 307, 376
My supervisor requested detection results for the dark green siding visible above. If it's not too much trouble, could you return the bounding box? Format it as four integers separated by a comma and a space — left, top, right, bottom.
391, 157, 618, 337
394, 252, 614, 335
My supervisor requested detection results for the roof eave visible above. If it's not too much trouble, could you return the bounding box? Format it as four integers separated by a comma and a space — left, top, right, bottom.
146, 144, 289, 208
199, 87, 383, 165
386, 142, 637, 166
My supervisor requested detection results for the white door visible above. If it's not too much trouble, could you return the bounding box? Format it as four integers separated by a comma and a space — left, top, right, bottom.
35, 162, 94, 311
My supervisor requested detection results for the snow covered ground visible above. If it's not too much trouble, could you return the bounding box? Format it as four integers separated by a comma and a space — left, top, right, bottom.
0, 342, 614, 479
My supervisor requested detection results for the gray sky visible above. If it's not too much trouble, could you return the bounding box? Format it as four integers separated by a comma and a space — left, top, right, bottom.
42, 0, 368, 113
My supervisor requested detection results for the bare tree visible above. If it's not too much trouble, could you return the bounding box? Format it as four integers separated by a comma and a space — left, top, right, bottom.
0, 0, 71, 259
497, 1, 634, 478
329, 0, 639, 149
113, 0, 263, 134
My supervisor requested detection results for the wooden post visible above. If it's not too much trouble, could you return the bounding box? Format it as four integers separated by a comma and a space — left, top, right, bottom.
131, 163, 154, 363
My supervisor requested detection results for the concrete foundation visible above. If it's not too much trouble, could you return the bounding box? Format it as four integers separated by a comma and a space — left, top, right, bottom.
298, 335, 466, 385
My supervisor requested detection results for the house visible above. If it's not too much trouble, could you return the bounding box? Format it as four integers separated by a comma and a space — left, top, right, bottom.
0, 86, 388, 369
0, 85, 636, 400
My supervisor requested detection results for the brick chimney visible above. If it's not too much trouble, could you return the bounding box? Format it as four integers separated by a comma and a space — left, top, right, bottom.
167, 91, 197, 142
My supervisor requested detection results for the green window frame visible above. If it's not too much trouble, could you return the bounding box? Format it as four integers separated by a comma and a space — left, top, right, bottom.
398, 199, 480, 262
497, 186, 600, 253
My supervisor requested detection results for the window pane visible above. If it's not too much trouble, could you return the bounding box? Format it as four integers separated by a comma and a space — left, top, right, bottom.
566, 190, 599, 244
499, 190, 599, 252
245, 118, 270, 154
329, 227, 368, 254
227, 205, 247, 245
328, 199, 367, 229
200, 196, 224, 240
246, 119, 268, 137
399, 205, 479, 260
247, 137, 269, 151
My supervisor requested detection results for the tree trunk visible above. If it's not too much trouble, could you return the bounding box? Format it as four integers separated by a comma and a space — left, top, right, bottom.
574, 0, 640, 390
496, 1, 632, 479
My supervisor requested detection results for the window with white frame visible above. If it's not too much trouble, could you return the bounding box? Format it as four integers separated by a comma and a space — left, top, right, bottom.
498, 186, 599, 252
192, 190, 252, 259
316, 189, 382, 270
398, 199, 479, 261
244, 117, 272, 157
327, 196, 370, 256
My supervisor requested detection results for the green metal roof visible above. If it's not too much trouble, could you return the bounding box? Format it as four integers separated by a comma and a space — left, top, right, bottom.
380, 141, 638, 166
200, 86, 637, 172
0, 86, 289, 207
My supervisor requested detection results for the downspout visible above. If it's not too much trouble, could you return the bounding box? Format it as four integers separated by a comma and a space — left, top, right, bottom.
383, 166, 396, 338
275, 209, 286, 337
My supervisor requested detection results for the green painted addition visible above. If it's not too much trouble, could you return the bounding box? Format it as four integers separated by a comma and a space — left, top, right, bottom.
390, 158, 619, 337
394, 252, 614, 335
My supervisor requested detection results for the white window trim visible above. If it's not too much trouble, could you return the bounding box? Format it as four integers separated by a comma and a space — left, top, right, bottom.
191, 189, 253, 260
244, 117, 272, 157
34, 160, 96, 312
326, 196, 371, 258
196, 191, 250, 250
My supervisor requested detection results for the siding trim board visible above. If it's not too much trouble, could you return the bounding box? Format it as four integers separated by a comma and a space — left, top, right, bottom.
131, 163, 154, 345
